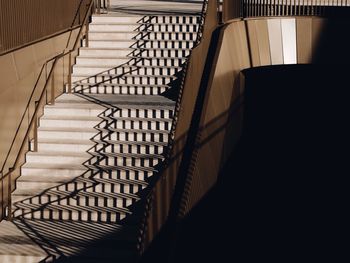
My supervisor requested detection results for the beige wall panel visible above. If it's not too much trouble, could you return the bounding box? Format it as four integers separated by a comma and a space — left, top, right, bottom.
52, 32, 70, 54
13, 46, 37, 80
281, 18, 297, 64
255, 20, 272, 66
33, 39, 56, 66
296, 18, 313, 63
247, 20, 261, 67
311, 18, 325, 59
267, 19, 284, 65
0, 54, 18, 89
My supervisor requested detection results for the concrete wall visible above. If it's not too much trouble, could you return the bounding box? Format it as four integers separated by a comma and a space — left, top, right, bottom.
0, 30, 80, 175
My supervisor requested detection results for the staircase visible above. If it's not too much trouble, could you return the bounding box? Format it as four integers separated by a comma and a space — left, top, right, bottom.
0, 7, 200, 263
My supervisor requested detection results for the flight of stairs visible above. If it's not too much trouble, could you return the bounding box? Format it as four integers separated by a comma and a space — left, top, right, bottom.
0, 11, 199, 263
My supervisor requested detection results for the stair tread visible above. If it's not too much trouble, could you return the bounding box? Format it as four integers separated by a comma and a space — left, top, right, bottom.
79, 47, 191, 50
96, 138, 168, 147
37, 138, 95, 145
26, 151, 90, 158
92, 151, 163, 159
38, 127, 96, 133
49, 188, 140, 200
41, 115, 100, 121
14, 200, 132, 215
97, 126, 170, 134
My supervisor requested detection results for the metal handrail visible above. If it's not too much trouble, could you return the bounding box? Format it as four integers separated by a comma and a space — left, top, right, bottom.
137, 0, 211, 254
0, 0, 97, 221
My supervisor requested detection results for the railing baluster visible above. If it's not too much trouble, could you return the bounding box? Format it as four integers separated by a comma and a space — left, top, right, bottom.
68, 53, 72, 93
7, 169, 13, 220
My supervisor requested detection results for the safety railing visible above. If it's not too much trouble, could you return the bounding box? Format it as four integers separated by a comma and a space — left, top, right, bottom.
137, 0, 222, 254
0, 0, 101, 221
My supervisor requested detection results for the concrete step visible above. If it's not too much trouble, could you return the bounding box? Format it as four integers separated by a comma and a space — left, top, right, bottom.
90, 151, 163, 168
89, 22, 198, 33
102, 115, 172, 131
97, 126, 170, 143
89, 39, 134, 49
40, 115, 101, 128
44, 103, 105, 117
100, 139, 166, 155
14, 201, 131, 222
20, 163, 87, 178
25, 151, 90, 165
76, 56, 129, 67
88, 39, 194, 49
35, 138, 95, 152
91, 15, 143, 23
76, 55, 186, 67
38, 126, 99, 140
89, 31, 197, 41
74, 83, 170, 95
91, 15, 199, 24
73, 70, 177, 84
0, 221, 47, 263
15, 188, 140, 211
79, 47, 190, 58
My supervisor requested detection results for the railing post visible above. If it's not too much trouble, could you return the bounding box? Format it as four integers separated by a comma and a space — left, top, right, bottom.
1, 172, 3, 220
51, 71, 55, 105
85, 19, 90, 48
68, 53, 72, 93
7, 168, 13, 221
33, 101, 38, 152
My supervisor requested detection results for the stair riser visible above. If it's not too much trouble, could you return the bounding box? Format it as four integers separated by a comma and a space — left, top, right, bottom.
130, 40, 194, 49
89, 40, 134, 48
37, 142, 93, 152
148, 16, 200, 24
76, 57, 185, 67
58, 181, 146, 195
76, 57, 129, 66
134, 58, 185, 67
40, 119, 101, 128
80, 48, 132, 57
109, 120, 171, 131
73, 75, 175, 85
104, 144, 164, 155
16, 181, 62, 190
106, 132, 169, 143
38, 129, 99, 140
91, 15, 199, 24
89, 24, 138, 32
0, 255, 46, 263
25, 155, 89, 165
73, 65, 179, 77
88, 40, 194, 49
21, 168, 86, 177
17, 208, 127, 223
136, 24, 198, 33
18, 194, 135, 209
91, 16, 142, 23
89, 32, 197, 41
114, 109, 174, 119
80, 48, 190, 58
96, 156, 161, 168
44, 107, 103, 117
74, 85, 168, 95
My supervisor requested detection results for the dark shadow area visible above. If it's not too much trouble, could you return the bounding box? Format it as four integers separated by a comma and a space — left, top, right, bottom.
313, 17, 350, 64
141, 64, 349, 262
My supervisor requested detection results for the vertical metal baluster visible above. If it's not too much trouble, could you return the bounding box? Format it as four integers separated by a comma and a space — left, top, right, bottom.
33, 101, 38, 152
51, 69, 55, 105
68, 53, 72, 93
7, 169, 13, 220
